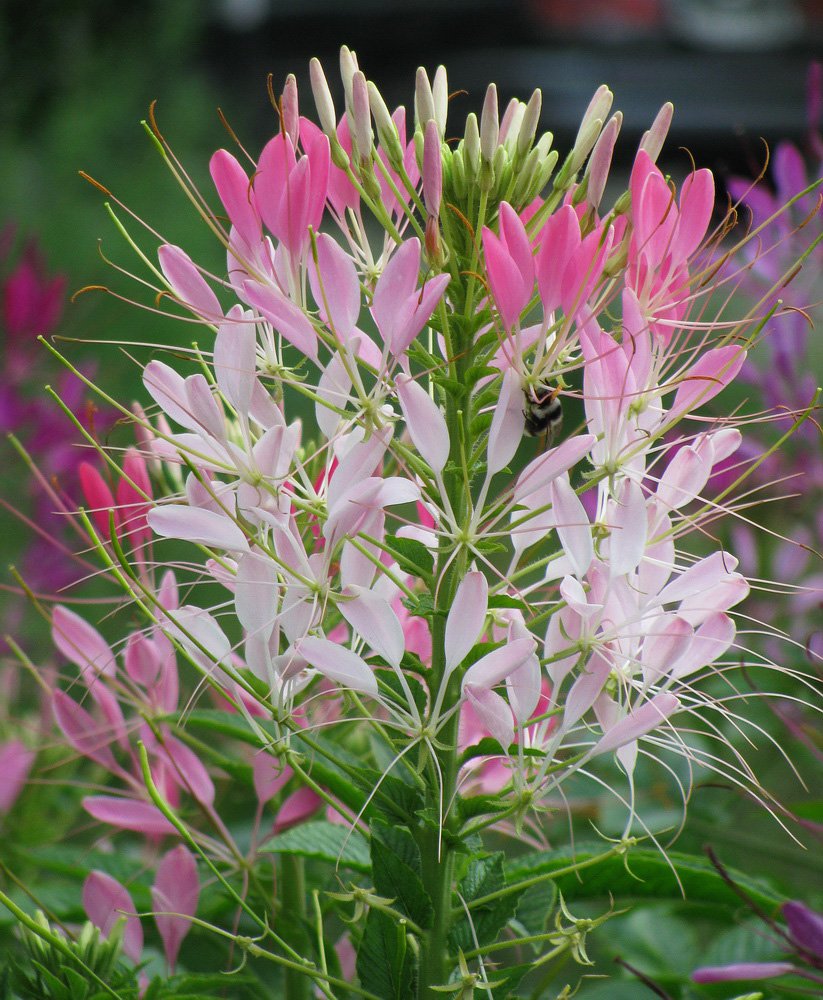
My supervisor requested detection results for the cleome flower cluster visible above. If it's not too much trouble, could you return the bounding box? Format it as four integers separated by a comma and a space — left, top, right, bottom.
40, 46, 820, 995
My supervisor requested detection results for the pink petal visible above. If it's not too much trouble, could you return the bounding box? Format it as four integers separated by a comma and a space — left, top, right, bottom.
158, 244, 222, 322
242, 281, 319, 361
79, 463, 118, 537
608, 478, 647, 576
53, 690, 118, 772
309, 233, 360, 336
84, 871, 143, 964
536, 205, 580, 313
162, 735, 214, 805
52, 606, 116, 679
152, 845, 199, 972
83, 796, 177, 836
0, 741, 35, 812
692, 962, 794, 984
274, 785, 322, 832
209, 149, 262, 251
253, 754, 293, 804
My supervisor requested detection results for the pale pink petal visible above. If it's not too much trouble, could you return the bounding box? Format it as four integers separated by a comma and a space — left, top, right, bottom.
669, 347, 746, 421
464, 684, 514, 749
514, 434, 596, 504
339, 587, 405, 668
672, 612, 736, 678
309, 233, 360, 336
395, 374, 450, 473
594, 693, 680, 757
692, 962, 795, 984
487, 367, 525, 475
148, 505, 249, 553
253, 754, 293, 804
461, 637, 536, 690
641, 616, 693, 682
551, 476, 593, 578
124, 632, 163, 687
296, 636, 378, 696
608, 478, 647, 576
214, 304, 257, 418
445, 571, 488, 674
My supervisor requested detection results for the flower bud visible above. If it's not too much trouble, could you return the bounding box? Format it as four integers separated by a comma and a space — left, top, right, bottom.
423, 120, 442, 219
432, 64, 448, 138
463, 113, 480, 179
368, 81, 404, 169
282, 73, 300, 148
517, 89, 542, 161
309, 58, 337, 139
500, 98, 524, 151
639, 101, 674, 164
586, 111, 622, 210
415, 67, 436, 133
480, 83, 499, 164
576, 84, 612, 149
339, 46, 359, 108
350, 70, 373, 167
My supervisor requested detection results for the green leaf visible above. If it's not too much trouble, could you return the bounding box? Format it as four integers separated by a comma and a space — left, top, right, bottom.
457, 794, 510, 823
261, 821, 370, 873
514, 878, 556, 939
383, 535, 434, 579
370, 822, 434, 929
401, 593, 435, 620
465, 364, 501, 389
487, 594, 531, 612
356, 910, 417, 1000
450, 853, 523, 951
505, 845, 783, 911
490, 962, 533, 999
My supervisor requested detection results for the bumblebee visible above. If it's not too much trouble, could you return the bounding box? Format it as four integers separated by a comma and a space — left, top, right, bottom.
524, 382, 563, 441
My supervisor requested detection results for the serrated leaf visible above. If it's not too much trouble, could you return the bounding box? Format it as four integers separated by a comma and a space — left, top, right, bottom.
383, 535, 434, 579
401, 594, 435, 620
470, 412, 494, 436
261, 820, 370, 872
490, 962, 533, 999
356, 909, 417, 1000
370, 823, 433, 929
505, 845, 783, 911
457, 793, 510, 823
514, 878, 556, 939
450, 853, 524, 951
487, 594, 530, 612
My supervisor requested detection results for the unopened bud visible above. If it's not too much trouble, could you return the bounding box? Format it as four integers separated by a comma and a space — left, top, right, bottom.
499, 98, 524, 150
339, 46, 359, 108
576, 84, 612, 149
351, 71, 373, 166
415, 67, 436, 133
586, 111, 622, 210
310, 58, 337, 139
480, 83, 499, 163
517, 89, 542, 160
639, 101, 674, 164
282, 74, 300, 147
432, 65, 448, 138
450, 147, 467, 198
423, 119, 442, 219
368, 81, 404, 169
464, 113, 480, 178
569, 116, 603, 176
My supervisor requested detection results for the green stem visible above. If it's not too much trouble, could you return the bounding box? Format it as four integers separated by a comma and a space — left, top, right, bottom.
282, 856, 311, 1000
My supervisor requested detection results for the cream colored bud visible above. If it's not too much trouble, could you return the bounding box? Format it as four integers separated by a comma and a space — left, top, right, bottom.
310, 58, 337, 138
480, 83, 499, 163
415, 67, 436, 132
517, 89, 542, 160
432, 64, 448, 138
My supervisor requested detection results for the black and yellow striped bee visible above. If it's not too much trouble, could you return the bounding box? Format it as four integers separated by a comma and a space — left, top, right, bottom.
524, 382, 563, 442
